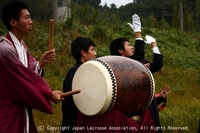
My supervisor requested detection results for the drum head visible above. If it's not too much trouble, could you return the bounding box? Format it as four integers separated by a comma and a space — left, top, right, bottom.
72, 60, 117, 116
72, 56, 155, 117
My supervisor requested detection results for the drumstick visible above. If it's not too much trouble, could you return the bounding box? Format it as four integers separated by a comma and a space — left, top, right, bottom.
49, 19, 54, 50
60, 89, 81, 98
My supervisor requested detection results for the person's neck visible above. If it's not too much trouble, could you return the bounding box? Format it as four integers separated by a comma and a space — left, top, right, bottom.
10, 30, 23, 42
80, 58, 86, 63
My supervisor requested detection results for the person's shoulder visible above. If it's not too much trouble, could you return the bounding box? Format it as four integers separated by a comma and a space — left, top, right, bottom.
73, 61, 83, 69
66, 62, 81, 74
67, 66, 77, 74
0, 36, 14, 53
0, 36, 3, 42
0, 36, 13, 46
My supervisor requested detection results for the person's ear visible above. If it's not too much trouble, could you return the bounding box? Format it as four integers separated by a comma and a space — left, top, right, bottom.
81, 50, 86, 57
10, 19, 17, 27
118, 49, 124, 54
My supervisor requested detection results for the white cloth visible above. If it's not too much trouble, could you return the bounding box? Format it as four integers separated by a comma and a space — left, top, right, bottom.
36, 63, 42, 75
135, 38, 143, 41
9, 31, 41, 74
152, 47, 161, 54
9, 31, 28, 67
9, 31, 29, 133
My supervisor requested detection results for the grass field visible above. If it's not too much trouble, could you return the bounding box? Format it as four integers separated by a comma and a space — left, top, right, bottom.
1, 20, 200, 133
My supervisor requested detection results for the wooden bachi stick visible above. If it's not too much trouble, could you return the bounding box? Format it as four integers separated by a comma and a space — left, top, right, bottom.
60, 89, 81, 98
49, 19, 54, 50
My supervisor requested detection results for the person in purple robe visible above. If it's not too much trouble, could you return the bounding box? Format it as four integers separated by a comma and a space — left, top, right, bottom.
0, 1, 64, 133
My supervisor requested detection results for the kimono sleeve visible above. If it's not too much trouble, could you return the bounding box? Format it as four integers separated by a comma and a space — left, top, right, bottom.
130, 39, 145, 62
0, 44, 53, 114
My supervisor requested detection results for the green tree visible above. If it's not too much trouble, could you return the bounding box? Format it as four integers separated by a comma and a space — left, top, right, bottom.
0, 0, 52, 22
195, 0, 200, 31
172, 0, 180, 29
72, 0, 100, 7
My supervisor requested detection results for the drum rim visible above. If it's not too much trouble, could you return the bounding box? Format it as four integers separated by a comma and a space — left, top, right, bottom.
143, 65, 155, 108
72, 58, 118, 116
92, 58, 117, 113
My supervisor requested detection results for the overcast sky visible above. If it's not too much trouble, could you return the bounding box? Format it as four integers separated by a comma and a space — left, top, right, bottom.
100, 0, 133, 8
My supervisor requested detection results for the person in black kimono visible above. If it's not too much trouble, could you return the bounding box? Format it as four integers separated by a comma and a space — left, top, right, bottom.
110, 14, 145, 62
62, 37, 97, 133
110, 14, 163, 133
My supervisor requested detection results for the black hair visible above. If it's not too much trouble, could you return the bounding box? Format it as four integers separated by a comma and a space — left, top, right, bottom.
71, 37, 95, 61
109, 38, 129, 55
1, 1, 28, 30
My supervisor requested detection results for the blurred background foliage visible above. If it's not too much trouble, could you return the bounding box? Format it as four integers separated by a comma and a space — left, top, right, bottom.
1, 0, 200, 31
0, 0, 200, 133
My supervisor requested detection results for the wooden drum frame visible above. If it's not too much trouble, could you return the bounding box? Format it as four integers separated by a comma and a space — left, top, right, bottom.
72, 56, 155, 117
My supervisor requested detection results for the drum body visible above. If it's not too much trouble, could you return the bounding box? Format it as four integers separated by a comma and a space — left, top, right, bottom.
72, 56, 155, 117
